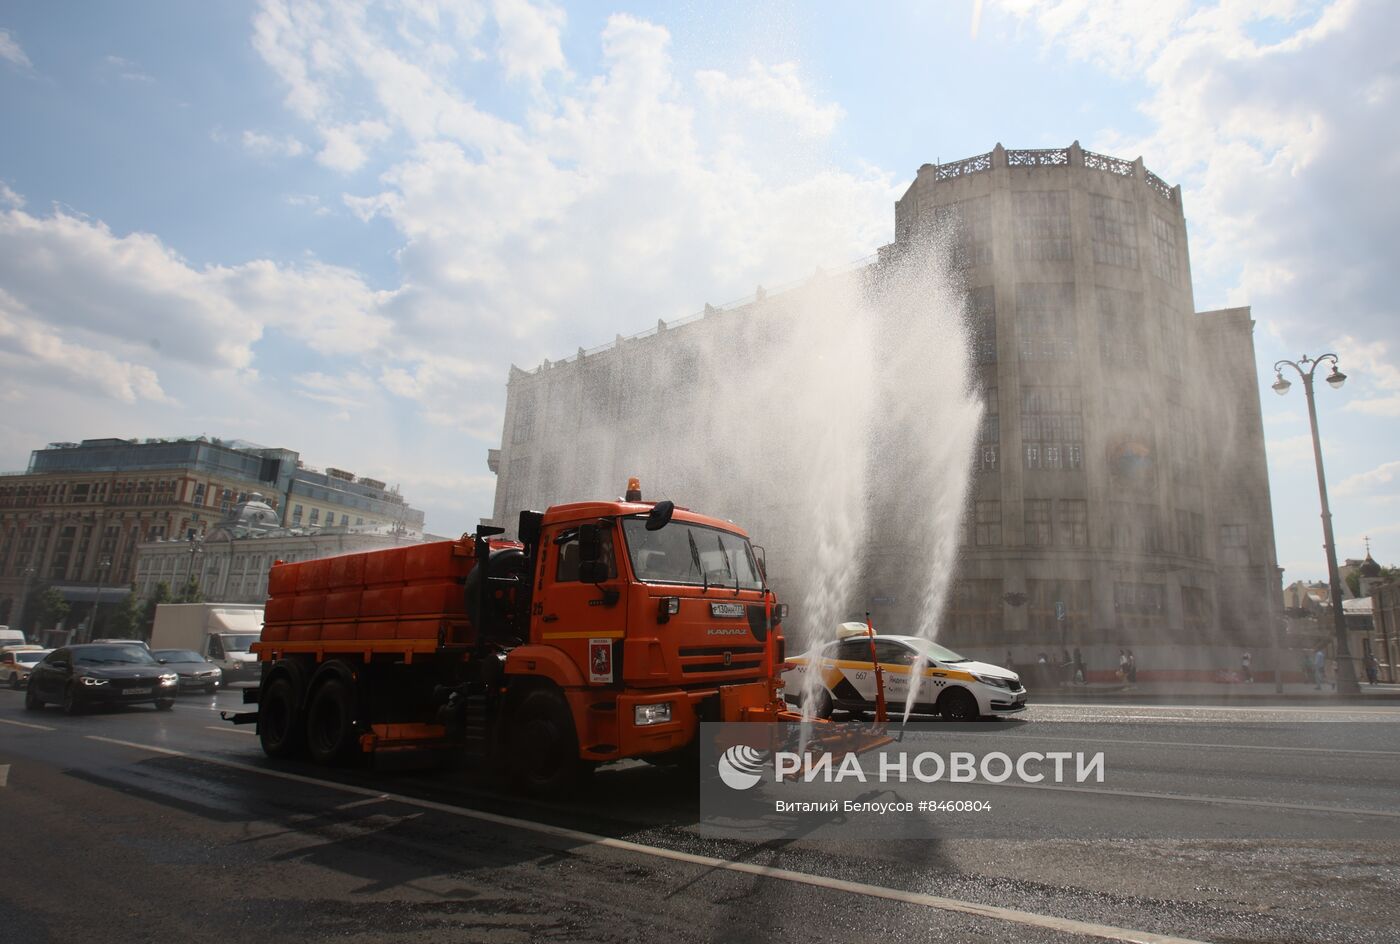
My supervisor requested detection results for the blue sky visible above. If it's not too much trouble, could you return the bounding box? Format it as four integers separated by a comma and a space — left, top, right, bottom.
1, 0, 1397, 582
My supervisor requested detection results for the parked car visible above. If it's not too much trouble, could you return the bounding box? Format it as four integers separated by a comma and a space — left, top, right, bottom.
25, 643, 178, 714
782, 626, 1027, 721
2, 645, 52, 689
152, 649, 223, 693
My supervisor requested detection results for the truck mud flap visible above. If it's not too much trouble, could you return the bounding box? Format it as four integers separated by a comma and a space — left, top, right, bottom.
242, 687, 260, 704
222, 710, 259, 725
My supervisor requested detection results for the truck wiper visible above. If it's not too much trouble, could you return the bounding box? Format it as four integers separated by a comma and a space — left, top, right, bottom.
715, 533, 740, 595
687, 528, 707, 593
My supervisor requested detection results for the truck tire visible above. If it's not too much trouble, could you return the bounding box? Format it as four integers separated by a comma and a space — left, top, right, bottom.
509, 689, 583, 797
937, 687, 979, 722
259, 676, 306, 758
306, 678, 358, 765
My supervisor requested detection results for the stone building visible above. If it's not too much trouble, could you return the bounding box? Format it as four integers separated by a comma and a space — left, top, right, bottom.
0, 436, 424, 631
486, 143, 1281, 668
132, 494, 420, 605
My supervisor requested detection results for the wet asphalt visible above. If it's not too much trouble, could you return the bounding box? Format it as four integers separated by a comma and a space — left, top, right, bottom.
1, 686, 1398, 944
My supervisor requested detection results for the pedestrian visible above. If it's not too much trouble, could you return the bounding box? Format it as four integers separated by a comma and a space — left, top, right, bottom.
1330, 657, 1339, 692
1005, 649, 1014, 670
1313, 647, 1326, 691
1073, 647, 1085, 685
1037, 651, 1049, 665
1060, 647, 1071, 684
1118, 649, 1129, 681
1366, 653, 1380, 685
1241, 650, 1252, 683
1301, 651, 1314, 687
1126, 650, 1138, 684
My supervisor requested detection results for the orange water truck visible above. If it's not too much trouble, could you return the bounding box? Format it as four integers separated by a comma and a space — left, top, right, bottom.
231, 479, 799, 794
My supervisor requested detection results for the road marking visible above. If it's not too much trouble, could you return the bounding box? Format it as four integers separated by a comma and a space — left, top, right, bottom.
84, 735, 1208, 944
1039, 702, 1400, 716
205, 725, 257, 736
334, 795, 391, 811
0, 717, 56, 732
944, 731, 1400, 758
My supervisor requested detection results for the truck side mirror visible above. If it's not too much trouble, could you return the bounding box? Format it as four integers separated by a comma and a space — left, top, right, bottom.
577, 523, 607, 584
645, 501, 674, 531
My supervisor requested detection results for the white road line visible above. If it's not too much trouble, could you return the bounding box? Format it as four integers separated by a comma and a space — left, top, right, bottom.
941, 731, 1400, 758
205, 725, 256, 736
1040, 702, 1400, 716
84, 735, 1207, 944
0, 717, 56, 732
334, 795, 391, 811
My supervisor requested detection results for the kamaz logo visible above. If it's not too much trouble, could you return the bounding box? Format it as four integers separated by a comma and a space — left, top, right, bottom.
707, 628, 748, 636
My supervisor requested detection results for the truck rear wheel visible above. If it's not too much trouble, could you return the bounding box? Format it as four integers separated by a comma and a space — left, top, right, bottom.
306, 678, 359, 765
509, 689, 583, 797
259, 676, 305, 758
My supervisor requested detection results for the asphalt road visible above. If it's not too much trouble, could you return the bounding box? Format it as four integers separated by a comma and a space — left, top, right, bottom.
2, 687, 1398, 944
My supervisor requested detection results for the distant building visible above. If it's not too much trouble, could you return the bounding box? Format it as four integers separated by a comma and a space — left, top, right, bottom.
486, 142, 1281, 667
133, 494, 420, 604
0, 436, 424, 631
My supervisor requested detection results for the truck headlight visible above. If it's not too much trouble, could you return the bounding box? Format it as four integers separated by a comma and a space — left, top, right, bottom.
634, 702, 672, 726
80, 676, 110, 687
159, 674, 179, 686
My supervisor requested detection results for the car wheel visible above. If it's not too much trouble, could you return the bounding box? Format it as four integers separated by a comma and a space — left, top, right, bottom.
509, 689, 584, 797
306, 678, 359, 765
155, 698, 175, 711
24, 684, 43, 711
62, 684, 84, 716
259, 675, 306, 759
937, 687, 980, 722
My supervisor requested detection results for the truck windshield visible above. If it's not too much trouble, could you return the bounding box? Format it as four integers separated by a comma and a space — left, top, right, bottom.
621, 518, 763, 590
220, 634, 260, 652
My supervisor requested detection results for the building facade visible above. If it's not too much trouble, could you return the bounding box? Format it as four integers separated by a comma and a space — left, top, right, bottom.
0, 436, 423, 631
133, 495, 421, 605
487, 143, 1281, 666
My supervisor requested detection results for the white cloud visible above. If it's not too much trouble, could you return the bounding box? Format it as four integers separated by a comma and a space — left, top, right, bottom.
696, 60, 845, 137
492, 0, 566, 85
1335, 335, 1400, 417
0, 29, 31, 70
1336, 459, 1400, 496
103, 54, 154, 83
242, 129, 307, 157
316, 119, 390, 172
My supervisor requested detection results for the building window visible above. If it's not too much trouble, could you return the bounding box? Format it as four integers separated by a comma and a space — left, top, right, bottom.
1176, 510, 1204, 558
1022, 386, 1084, 470
1057, 500, 1087, 547
309, 508, 320, 525
1183, 586, 1213, 632
1151, 215, 1180, 285
1017, 283, 1077, 361
1090, 194, 1139, 268
1025, 500, 1051, 547
512, 392, 537, 444
976, 387, 999, 474
1114, 581, 1165, 628
930, 197, 993, 267
974, 501, 1001, 546
1220, 524, 1249, 564
355, 517, 363, 526
1097, 287, 1147, 367
340, 514, 349, 526
292, 504, 303, 524
949, 579, 1004, 636
969, 286, 996, 364
1013, 191, 1072, 261
1027, 579, 1090, 636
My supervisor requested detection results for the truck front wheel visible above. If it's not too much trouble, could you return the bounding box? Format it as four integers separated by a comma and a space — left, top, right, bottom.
509, 689, 583, 797
259, 676, 306, 758
306, 678, 359, 765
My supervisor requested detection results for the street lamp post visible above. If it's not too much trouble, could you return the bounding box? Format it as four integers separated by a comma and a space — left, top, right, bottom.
89, 555, 112, 642
185, 536, 204, 599
1271, 352, 1360, 694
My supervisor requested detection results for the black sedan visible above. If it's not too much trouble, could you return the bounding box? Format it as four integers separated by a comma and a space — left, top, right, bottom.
25, 644, 179, 714
152, 649, 223, 693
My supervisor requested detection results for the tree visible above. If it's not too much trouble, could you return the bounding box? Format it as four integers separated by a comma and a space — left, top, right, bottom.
175, 577, 204, 604
103, 587, 141, 639
35, 587, 70, 630
140, 582, 173, 641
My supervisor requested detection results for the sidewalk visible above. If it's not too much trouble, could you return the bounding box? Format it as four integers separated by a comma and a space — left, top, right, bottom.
1037, 680, 1400, 704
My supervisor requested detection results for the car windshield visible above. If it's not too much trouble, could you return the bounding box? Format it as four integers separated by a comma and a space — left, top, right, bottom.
155, 650, 203, 663
904, 638, 970, 663
16, 651, 46, 665
220, 634, 259, 652
74, 645, 157, 666
621, 517, 763, 590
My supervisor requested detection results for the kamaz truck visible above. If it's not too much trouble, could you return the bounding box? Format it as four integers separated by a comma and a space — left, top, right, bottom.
236, 480, 789, 794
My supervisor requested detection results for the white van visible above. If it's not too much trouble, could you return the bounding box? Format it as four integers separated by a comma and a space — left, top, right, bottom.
0, 626, 26, 648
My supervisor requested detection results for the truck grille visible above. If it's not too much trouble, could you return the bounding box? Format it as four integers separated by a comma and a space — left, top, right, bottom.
679, 645, 765, 676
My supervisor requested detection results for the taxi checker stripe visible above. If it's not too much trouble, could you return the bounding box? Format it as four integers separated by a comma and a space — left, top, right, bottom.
85, 735, 1208, 944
